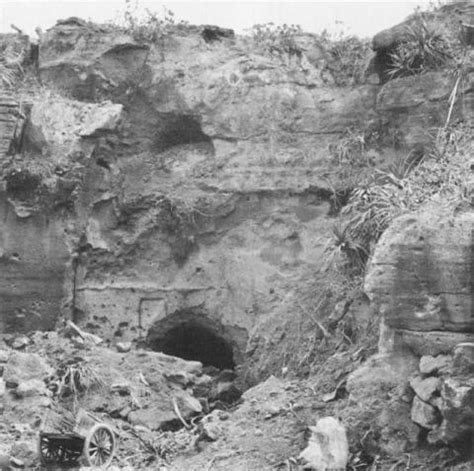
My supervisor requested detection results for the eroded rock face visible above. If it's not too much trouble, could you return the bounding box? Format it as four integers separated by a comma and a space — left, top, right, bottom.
376, 72, 455, 147
365, 210, 474, 356
364, 208, 474, 448
1, 14, 469, 381
39, 18, 150, 101
30, 19, 388, 366
0, 205, 70, 332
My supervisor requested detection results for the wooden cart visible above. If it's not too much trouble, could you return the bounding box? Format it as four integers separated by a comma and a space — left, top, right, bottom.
38, 406, 116, 468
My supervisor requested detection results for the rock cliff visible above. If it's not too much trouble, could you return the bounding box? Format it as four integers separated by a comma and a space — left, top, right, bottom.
0, 3, 473, 469
0, 6, 472, 382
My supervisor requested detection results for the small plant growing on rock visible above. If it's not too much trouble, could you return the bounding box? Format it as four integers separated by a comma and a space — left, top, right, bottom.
119, 0, 188, 44
54, 358, 104, 402
318, 26, 372, 86
329, 128, 367, 167
249, 23, 303, 59
323, 220, 368, 273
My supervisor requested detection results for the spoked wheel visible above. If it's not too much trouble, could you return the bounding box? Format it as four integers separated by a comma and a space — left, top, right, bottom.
38, 435, 83, 465
39, 435, 61, 464
83, 423, 116, 468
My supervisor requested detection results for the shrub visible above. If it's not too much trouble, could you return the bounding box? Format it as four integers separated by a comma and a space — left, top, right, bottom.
387, 14, 456, 79
323, 220, 368, 274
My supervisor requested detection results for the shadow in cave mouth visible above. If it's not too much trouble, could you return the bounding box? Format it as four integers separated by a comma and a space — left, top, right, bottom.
150, 322, 235, 370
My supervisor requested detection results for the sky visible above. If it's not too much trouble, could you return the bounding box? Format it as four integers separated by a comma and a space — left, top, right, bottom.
0, 0, 434, 39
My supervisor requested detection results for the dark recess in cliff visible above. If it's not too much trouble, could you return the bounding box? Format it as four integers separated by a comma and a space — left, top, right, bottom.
148, 311, 240, 370
153, 113, 214, 153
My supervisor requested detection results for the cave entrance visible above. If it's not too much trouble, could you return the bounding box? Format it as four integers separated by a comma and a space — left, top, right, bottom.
148, 315, 236, 370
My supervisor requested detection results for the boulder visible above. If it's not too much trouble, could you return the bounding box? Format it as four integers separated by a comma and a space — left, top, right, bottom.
127, 391, 203, 430
452, 343, 474, 375
115, 341, 132, 353
299, 417, 349, 470
365, 211, 474, 354
409, 376, 441, 402
429, 377, 474, 444
128, 407, 176, 431
411, 396, 441, 429
78, 102, 123, 137
14, 379, 50, 398
346, 353, 418, 399
2, 352, 53, 387
210, 380, 241, 404
11, 336, 30, 350
200, 410, 225, 441
419, 354, 451, 376
372, 22, 411, 51
175, 391, 203, 415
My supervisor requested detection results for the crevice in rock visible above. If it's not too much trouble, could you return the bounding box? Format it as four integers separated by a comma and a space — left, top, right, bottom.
96, 156, 111, 170
373, 49, 396, 84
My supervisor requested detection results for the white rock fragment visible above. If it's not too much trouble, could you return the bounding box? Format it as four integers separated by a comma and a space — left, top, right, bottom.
299, 417, 349, 470
116, 342, 132, 353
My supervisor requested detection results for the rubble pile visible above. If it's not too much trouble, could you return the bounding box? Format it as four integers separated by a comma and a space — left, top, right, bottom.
0, 328, 246, 469
410, 344, 474, 448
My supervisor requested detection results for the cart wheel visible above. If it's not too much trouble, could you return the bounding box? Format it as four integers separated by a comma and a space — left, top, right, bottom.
83, 423, 116, 468
38, 435, 61, 464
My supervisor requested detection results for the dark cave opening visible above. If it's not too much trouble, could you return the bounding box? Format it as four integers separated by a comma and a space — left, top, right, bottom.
153, 113, 214, 153
150, 321, 236, 370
